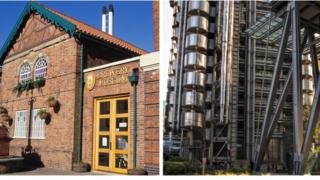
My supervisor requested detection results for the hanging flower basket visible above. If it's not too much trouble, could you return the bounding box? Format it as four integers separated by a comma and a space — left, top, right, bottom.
37, 109, 50, 120
0, 106, 8, 114
13, 77, 46, 93
46, 96, 58, 108
1, 114, 11, 122
33, 77, 45, 88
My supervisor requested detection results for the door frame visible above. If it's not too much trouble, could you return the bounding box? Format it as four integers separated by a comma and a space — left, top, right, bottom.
92, 95, 131, 174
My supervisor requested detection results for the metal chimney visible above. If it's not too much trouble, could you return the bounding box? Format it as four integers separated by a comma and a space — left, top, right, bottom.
108, 4, 114, 35
102, 6, 107, 32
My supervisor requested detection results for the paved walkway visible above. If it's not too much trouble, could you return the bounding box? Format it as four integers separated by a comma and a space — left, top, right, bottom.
4, 168, 116, 175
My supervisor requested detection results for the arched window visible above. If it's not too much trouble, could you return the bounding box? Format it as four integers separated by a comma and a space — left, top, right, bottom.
34, 58, 48, 78
19, 63, 31, 83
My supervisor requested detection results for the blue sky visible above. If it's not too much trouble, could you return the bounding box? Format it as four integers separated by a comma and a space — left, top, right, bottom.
0, 1, 154, 52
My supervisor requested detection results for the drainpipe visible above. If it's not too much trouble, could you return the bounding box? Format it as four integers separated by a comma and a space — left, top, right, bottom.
76, 44, 84, 163
128, 68, 139, 168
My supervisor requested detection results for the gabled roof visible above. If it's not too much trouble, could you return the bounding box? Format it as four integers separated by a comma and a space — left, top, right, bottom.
0, 1, 147, 62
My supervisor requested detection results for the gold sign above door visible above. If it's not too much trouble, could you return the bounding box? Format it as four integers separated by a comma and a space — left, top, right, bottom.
85, 66, 130, 91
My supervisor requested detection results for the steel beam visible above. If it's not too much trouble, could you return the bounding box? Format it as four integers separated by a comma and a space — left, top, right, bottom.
300, 74, 320, 174
266, 70, 292, 141
253, 8, 292, 171
255, 70, 292, 171
291, 1, 304, 175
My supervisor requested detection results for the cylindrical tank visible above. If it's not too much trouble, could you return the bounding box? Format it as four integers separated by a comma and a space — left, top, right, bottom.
209, 6, 216, 18
182, 111, 204, 128
182, 90, 204, 107
205, 128, 210, 140
187, 15, 209, 34
169, 92, 175, 105
209, 23, 215, 34
168, 65, 174, 76
302, 80, 313, 94
302, 55, 311, 64
183, 71, 206, 89
167, 107, 174, 124
206, 73, 213, 86
167, 77, 175, 90
302, 64, 312, 79
185, 33, 208, 52
303, 94, 313, 105
205, 91, 212, 103
207, 56, 214, 68
184, 52, 207, 70
188, 1, 210, 16
208, 39, 215, 50
205, 109, 212, 122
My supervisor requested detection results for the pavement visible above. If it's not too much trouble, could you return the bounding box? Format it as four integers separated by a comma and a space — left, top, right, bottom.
3, 167, 117, 175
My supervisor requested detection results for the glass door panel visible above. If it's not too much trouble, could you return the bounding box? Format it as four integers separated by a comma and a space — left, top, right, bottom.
94, 97, 130, 174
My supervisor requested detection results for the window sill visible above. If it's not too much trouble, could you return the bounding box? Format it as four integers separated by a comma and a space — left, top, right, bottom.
13, 137, 45, 140
13, 136, 27, 139
30, 137, 45, 140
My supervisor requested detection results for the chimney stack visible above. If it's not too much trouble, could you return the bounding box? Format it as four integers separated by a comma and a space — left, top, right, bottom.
102, 6, 107, 32
108, 4, 114, 35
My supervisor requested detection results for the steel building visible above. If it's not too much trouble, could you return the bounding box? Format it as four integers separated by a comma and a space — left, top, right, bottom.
164, 0, 319, 174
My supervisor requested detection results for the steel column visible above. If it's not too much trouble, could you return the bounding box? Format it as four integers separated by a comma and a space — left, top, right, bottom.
291, 1, 304, 175
253, 8, 292, 171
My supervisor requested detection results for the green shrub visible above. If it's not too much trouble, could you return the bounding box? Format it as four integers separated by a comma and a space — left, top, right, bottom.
163, 160, 198, 175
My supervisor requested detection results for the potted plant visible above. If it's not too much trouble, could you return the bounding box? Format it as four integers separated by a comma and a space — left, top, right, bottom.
1, 114, 12, 122
37, 109, 50, 120
33, 77, 45, 88
46, 96, 58, 108
0, 106, 8, 114
13, 83, 23, 93
24, 80, 34, 91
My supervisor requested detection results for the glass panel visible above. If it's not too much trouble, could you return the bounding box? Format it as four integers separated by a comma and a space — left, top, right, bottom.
116, 136, 128, 150
100, 102, 110, 115
98, 152, 109, 166
116, 118, 128, 132
115, 154, 128, 169
116, 99, 128, 114
99, 135, 109, 148
99, 118, 110, 131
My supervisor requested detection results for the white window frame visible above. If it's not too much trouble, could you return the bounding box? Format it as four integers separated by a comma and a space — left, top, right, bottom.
31, 109, 46, 139
34, 58, 48, 79
14, 110, 28, 138
19, 63, 32, 83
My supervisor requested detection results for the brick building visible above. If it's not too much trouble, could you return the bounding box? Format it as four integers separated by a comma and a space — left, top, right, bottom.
0, 1, 159, 175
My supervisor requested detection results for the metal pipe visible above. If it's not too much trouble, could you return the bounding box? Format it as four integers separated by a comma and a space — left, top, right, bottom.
225, 0, 234, 124
76, 44, 84, 163
133, 82, 137, 168
108, 4, 114, 35
102, 6, 107, 32
128, 69, 139, 168
220, 0, 229, 123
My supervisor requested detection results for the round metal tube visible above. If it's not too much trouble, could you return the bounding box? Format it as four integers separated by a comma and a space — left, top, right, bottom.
184, 52, 207, 70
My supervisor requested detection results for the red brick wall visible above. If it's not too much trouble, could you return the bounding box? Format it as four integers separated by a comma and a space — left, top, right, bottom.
82, 61, 146, 170
143, 69, 159, 174
153, 1, 159, 52
1, 34, 80, 170
6, 14, 65, 59
0, 128, 10, 156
